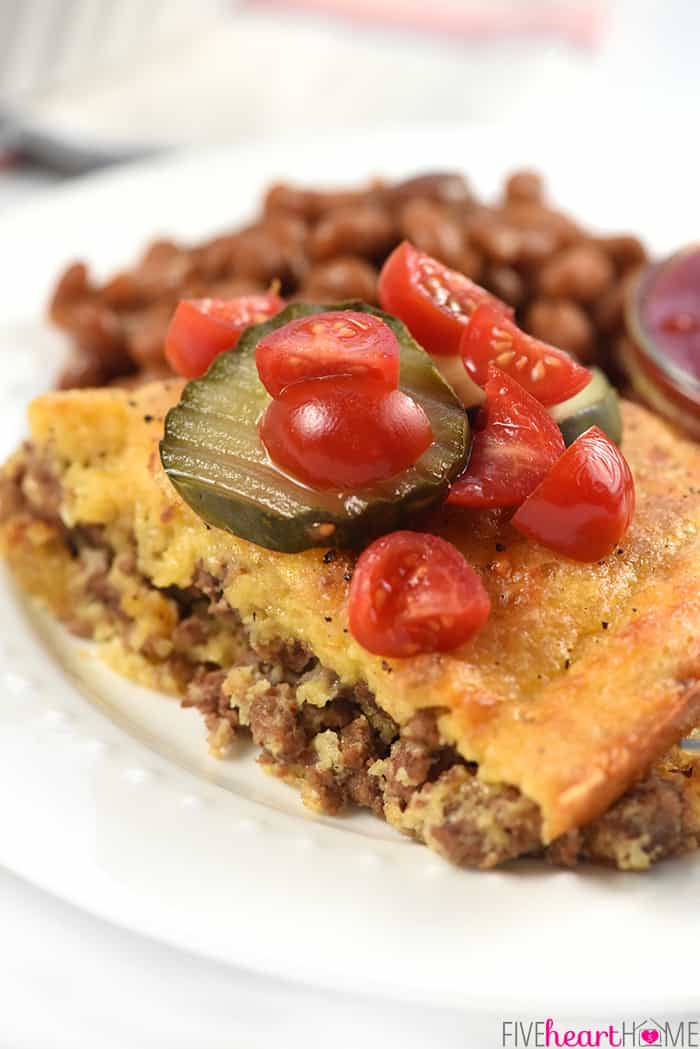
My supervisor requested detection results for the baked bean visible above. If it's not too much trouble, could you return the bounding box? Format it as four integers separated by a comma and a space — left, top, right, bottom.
525, 299, 595, 361
264, 181, 382, 221
229, 229, 306, 290
593, 285, 623, 336
101, 271, 145, 309
139, 239, 181, 266
59, 351, 132, 390
204, 277, 266, 300
389, 172, 472, 209
538, 244, 614, 303
501, 201, 581, 246
594, 234, 647, 273
308, 183, 385, 217
397, 198, 464, 268
468, 218, 521, 265
263, 183, 315, 219
48, 169, 642, 391
301, 256, 378, 303
119, 364, 174, 388
307, 205, 395, 262
124, 305, 172, 368
71, 302, 125, 358
456, 244, 484, 282
56, 303, 132, 388
504, 170, 544, 205
49, 262, 92, 326
132, 251, 196, 302
260, 214, 308, 247
515, 228, 559, 266
483, 264, 526, 308
193, 235, 241, 280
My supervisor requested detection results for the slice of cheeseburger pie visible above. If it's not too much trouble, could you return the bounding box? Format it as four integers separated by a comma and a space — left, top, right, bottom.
3, 275, 700, 872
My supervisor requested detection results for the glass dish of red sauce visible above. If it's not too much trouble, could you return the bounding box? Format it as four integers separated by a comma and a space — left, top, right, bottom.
623, 245, 700, 438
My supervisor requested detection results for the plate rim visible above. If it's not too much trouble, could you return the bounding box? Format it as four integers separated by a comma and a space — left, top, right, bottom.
1, 126, 699, 1015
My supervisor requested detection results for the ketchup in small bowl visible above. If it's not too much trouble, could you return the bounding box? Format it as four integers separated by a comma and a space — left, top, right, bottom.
623, 245, 700, 437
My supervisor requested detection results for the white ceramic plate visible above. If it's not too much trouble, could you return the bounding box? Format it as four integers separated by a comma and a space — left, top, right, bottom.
1, 125, 698, 1016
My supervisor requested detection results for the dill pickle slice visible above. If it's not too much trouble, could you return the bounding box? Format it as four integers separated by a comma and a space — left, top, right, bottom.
549, 367, 622, 446
160, 301, 471, 552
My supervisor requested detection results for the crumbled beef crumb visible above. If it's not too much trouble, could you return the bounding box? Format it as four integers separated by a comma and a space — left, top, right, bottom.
252, 637, 313, 677
340, 716, 376, 771
3, 444, 63, 522
304, 767, 346, 815
172, 615, 209, 649
249, 686, 307, 762
190, 565, 225, 604
418, 767, 543, 868
545, 830, 583, 867
182, 668, 238, 737
582, 769, 688, 869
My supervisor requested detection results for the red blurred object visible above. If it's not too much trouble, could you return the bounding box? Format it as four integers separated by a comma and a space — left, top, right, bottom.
246, 0, 604, 48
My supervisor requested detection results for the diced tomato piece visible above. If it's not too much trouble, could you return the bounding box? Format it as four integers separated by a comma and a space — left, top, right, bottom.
447, 366, 565, 509
460, 303, 591, 406
165, 293, 284, 378
256, 310, 400, 397
348, 531, 491, 658
258, 375, 433, 490
377, 241, 511, 357
512, 426, 635, 562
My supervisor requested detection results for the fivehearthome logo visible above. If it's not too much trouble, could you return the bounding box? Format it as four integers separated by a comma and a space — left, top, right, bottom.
501, 1018, 700, 1048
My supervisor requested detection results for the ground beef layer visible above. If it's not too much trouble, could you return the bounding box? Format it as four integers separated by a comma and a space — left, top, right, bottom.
3, 444, 700, 871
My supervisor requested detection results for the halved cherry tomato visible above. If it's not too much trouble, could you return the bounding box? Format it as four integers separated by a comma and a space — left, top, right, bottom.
165, 293, 284, 378
348, 531, 491, 658
256, 310, 400, 397
258, 375, 433, 490
447, 366, 565, 509
460, 303, 591, 406
512, 426, 635, 562
377, 241, 511, 358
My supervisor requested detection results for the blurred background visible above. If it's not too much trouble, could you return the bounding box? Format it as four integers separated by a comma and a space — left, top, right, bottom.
0, 0, 698, 202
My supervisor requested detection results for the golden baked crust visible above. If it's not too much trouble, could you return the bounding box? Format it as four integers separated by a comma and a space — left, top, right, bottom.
3, 380, 700, 842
